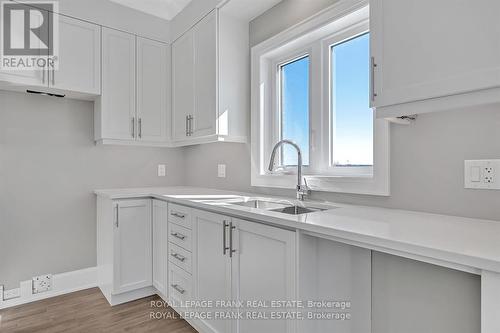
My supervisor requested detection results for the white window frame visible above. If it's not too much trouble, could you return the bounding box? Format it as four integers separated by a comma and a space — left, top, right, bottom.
251, 0, 390, 196
272, 47, 313, 170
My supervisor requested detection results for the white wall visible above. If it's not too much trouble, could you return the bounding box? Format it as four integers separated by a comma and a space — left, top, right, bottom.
0, 92, 185, 289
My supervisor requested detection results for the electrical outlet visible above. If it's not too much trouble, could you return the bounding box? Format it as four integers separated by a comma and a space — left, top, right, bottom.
218, 164, 226, 178
3, 288, 20, 300
32, 274, 52, 294
464, 160, 500, 189
158, 164, 166, 177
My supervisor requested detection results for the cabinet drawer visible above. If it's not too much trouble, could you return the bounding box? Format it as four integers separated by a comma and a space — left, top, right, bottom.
168, 264, 192, 308
168, 242, 192, 274
168, 223, 192, 251
168, 203, 192, 228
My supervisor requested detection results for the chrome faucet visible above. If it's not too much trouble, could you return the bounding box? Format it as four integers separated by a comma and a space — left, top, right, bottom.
268, 139, 310, 201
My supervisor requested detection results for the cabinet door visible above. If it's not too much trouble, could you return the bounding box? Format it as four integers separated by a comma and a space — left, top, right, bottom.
232, 219, 297, 333
371, 0, 500, 108
50, 14, 100, 94
0, 4, 46, 86
172, 31, 194, 141
153, 200, 168, 296
137, 37, 169, 142
101, 28, 136, 140
113, 199, 152, 294
192, 209, 231, 333
192, 10, 217, 138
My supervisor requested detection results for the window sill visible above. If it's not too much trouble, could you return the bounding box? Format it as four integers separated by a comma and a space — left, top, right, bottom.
251, 173, 390, 196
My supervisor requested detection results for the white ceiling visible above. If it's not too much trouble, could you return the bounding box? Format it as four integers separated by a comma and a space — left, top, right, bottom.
108, 0, 193, 21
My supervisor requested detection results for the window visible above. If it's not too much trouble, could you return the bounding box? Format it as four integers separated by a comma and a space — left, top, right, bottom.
251, 2, 389, 195
279, 56, 310, 166
331, 33, 373, 167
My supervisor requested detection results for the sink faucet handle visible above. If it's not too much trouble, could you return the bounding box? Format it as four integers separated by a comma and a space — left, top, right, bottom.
303, 177, 309, 189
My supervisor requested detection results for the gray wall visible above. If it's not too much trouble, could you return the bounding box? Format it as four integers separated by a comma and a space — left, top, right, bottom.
0, 92, 185, 288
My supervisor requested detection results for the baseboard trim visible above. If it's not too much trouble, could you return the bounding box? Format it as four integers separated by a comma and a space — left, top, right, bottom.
0, 267, 97, 310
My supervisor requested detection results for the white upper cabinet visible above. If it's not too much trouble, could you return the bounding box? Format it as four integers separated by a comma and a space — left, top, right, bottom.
192, 11, 217, 138
0, 3, 46, 87
98, 27, 136, 141
0, 8, 100, 97
171, 8, 249, 146
96, 29, 170, 145
172, 31, 195, 142
50, 14, 101, 95
371, 0, 500, 117
137, 37, 169, 142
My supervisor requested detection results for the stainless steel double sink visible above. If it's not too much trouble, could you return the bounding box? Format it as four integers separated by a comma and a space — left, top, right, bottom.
231, 199, 331, 215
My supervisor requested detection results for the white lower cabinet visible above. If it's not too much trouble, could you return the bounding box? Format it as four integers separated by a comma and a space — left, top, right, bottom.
192, 210, 232, 333
97, 197, 154, 306
152, 200, 168, 297
231, 218, 297, 333
112, 199, 152, 294
192, 209, 297, 333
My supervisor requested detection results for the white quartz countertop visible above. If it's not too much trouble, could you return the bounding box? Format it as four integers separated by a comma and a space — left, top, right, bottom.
95, 186, 500, 273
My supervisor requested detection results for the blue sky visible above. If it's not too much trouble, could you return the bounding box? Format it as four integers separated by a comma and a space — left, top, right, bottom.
280, 32, 372, 167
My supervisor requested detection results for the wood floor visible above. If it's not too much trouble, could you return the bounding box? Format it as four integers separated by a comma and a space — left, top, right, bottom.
0, 288, 197, 333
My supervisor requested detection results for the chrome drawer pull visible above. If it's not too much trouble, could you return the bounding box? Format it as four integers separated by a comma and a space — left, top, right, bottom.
171, 252, 186, 262
171, 284, 185, 295
170, 212, 186, 219
171, 232, 186, 240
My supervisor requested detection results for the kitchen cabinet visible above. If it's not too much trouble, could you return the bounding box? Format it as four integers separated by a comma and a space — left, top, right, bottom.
192, 209, 232, 333
152, 200, 168, 297
50, 14, 101, 95
192, 12, 217, 138
97, 197, 155, 305
171, 7, 249, 146
96, 28, 170, 145
0, 9, 100, 97
371, 0, 500, 118
172, 30, 195, 142
0, 3, 46, 87
191, 209, 296, 333
97, 27, 136, 141
231, 218, 296, 333
112, 199, 152, 294
137, 37, 169, 142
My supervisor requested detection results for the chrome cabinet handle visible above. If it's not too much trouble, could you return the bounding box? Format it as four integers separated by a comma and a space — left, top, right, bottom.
185, 115, 189, 137
170, 212, 185, 219
229, 222, 236, 258
138, 118, 142, 138
370, 56, 377, 102
52, 69, 55, 85
171, 284, 185, 295
131, 117, 135, 138
115, 204, 119, 228
189, 115, 193, 136
42, 68, 45, 84
171, 252, 186, 262
189, 115, 194, 136
223, 220, 229, 255
171, 232, 186, 240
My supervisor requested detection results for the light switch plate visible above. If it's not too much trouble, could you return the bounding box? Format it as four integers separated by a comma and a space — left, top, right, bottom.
218, 164, 226, 178
158, 164, 166, 177
464, 159, 500, 190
